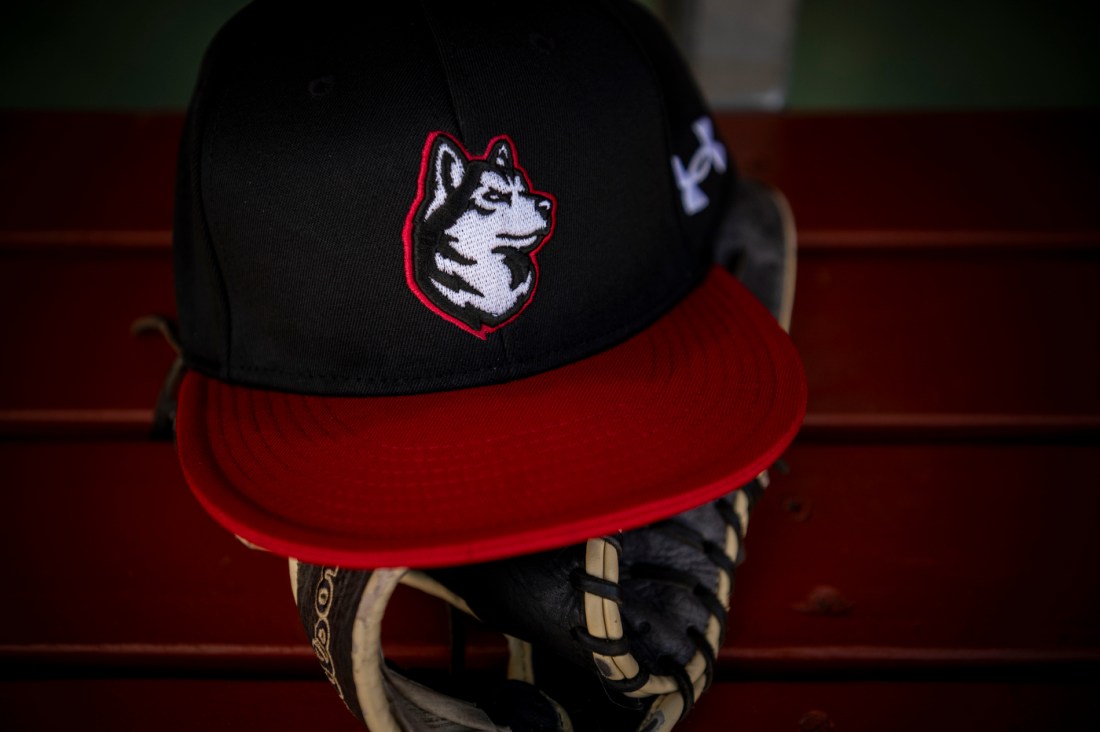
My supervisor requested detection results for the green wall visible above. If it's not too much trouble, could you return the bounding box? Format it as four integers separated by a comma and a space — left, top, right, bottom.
1, 0, 1097, 109
789, 0, 1100, 108
0, 0, 246, 108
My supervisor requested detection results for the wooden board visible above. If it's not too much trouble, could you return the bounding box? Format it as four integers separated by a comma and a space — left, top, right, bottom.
2, 441, 1096, 671
3, 111, 1098, 237
1, 679, 1096, 731
2, 247, 1096, 426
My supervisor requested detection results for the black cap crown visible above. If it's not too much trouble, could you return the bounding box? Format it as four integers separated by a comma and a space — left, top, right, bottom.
174, 0, 734, 396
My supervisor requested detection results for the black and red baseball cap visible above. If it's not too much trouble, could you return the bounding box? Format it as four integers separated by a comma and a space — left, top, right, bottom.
173, 0, 806, 569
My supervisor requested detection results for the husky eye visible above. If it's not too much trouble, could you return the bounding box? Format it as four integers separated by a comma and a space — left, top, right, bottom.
484, 190, 510, 204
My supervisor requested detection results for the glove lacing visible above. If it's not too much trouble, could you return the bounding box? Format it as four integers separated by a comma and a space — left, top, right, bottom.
570, 473, 767, 725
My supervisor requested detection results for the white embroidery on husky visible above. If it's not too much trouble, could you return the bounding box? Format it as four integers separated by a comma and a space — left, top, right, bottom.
671, 116, 727, 215
405, 133, 555, 339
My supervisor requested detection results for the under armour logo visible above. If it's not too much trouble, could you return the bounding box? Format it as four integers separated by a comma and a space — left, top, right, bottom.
671, 116, 727, 215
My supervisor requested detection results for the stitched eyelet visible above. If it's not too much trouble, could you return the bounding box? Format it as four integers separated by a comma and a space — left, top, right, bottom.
308, 75, 335, 98
529, 32, 555, 54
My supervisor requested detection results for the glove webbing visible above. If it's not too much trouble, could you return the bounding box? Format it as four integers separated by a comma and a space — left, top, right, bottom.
572, 474, 766, 726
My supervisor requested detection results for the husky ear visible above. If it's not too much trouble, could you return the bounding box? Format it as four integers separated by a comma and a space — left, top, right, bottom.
425, 136, 466, 220
488, 138, 515, 170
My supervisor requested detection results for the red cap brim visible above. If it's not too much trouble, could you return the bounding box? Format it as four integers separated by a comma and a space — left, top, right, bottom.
176, 266, 806, 568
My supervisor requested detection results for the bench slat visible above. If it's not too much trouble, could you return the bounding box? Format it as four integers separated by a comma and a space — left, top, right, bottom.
0, 678, 1095, 731
2, 247, 1096, 427
2, 442, 1095, 663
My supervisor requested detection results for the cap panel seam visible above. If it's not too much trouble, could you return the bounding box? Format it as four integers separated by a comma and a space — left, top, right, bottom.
418, 1, 467, 156
418, 0, 514, 365
598, 0, 727, 278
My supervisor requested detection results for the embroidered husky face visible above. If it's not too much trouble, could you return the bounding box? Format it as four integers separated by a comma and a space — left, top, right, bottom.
404, 132, 556, 339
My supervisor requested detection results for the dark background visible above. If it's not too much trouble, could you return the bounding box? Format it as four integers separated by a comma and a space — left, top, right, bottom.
1, 0, 1098, 110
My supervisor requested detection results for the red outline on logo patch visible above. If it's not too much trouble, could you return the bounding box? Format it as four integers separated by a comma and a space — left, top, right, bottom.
402, 131, 557, 340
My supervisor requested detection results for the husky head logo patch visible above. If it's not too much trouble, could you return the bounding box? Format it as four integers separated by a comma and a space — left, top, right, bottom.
403, 132, 556, 339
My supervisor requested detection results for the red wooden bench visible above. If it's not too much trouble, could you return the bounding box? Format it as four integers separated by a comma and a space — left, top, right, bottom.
1, 110, 1097, 730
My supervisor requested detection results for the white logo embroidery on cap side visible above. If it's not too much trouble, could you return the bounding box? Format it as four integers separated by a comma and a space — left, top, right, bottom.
671, 116, 727, 216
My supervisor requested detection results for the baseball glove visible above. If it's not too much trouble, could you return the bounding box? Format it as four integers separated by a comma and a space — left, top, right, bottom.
292, 180, 794, 731
294, 474, 765, 732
